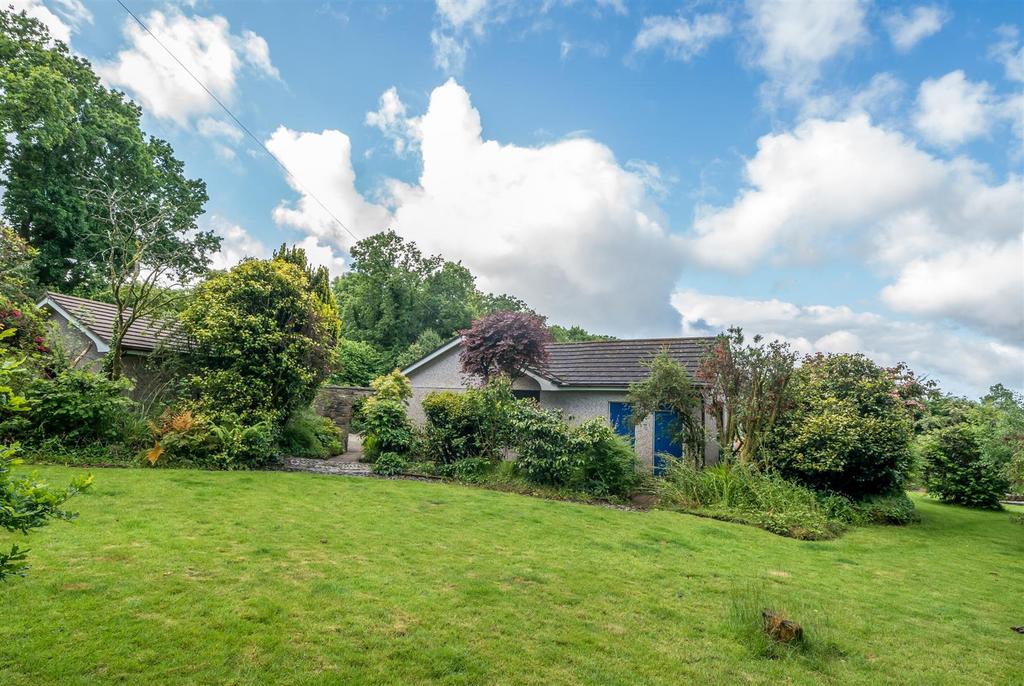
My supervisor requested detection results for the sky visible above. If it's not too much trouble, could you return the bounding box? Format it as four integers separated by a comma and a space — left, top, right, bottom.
11, 0, 1024, 397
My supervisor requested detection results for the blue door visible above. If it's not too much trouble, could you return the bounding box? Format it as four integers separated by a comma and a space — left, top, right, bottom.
609, 402, 634, 444
653, 409, 684, 476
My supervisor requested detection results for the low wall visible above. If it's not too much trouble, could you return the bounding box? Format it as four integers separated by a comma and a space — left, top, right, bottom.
314, 385, 373, 450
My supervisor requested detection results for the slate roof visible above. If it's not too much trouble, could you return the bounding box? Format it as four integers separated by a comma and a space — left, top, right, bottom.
40, 292, 184, 353
534, 337, 715, 388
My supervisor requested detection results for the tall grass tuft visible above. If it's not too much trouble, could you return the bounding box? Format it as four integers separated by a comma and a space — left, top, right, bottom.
659, 461, 845, 540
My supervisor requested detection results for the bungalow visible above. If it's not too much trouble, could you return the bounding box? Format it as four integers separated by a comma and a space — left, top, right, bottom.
402, 336, 720, 473
36, 291, 182, 398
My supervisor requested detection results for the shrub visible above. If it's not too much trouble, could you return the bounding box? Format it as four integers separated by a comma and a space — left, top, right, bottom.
435, 456, 495, 482
569, 418, 641, 498
421, 379, 515, 465
816, 491, 918, 526
7, 369, 138, 446
511, 401, 576, 486
279, 408, 344, 458
331, 338, 385, 387
921, 424, 1008, 509
360, 370, 414, 459
147, 408, 278, 470
765, 353, 913, 499
659, 461, 844, 540
181, 254, 340, 426
372, 452, 408, 476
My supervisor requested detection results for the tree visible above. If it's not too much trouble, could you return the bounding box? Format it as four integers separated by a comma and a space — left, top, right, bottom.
459, 311, 551, 383
0, 10, 156, 292
332, 230, 476, 364
181, 253, 340, 425
626, 351, 705, 467
83, 140, 215, 380
332, 338, 386, 387
0, 328, 91, 581
395, 329, 444, 370
972, 384, 1024, 494
548, 325, 614, 342
921, 423, 1008, 509
696, 327, 797, 462
765, 353, 914, 498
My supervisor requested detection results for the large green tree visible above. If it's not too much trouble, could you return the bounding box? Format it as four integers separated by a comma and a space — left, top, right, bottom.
1, 9, 207, 294
332, 231, 476, 363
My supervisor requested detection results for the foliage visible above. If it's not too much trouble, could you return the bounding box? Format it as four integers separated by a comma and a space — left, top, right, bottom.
659, 461, 844, 540
181, 254, 340, 426
627, 350, 706, 466
0, 295, 51, 361
568, 418, 641, 498
434, 456, 495, 482
394, 329, 444, 371
331, 338, 385, 387
332, 230, 476, 365
0, 329, 90, 581
818, 492, 919, 526
920, 424, 1008, 509
765, 353, 914, 499
371, 452, 408, 477
279, 408, 344, 459
697, 328, 797, 462
360, 371, 414, 459
0, 226, 37, 301
510, 401, 576, 486
972, 384, 1024, 493
548, 325, 614, 342
460, 310, 551, 382
0, 10, 209, 293
146, 407, 277, 470
4, 368, 138, 446
421, 378, 516, 464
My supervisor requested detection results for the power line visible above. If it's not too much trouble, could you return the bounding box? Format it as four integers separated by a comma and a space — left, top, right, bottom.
114, 0, 361, 243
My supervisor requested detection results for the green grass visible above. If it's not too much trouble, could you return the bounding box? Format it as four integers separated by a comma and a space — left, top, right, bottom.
2, 467, 1022, 685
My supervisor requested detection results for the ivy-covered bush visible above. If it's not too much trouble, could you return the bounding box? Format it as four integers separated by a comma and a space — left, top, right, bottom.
765, 353, 913, 499
146, 407, 278, 470
360, 370, 414, 459
181, 252, 340, 426
920, 424, 1007, 509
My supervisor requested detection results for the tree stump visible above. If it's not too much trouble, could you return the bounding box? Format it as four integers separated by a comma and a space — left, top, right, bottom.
762, 609, 803, 643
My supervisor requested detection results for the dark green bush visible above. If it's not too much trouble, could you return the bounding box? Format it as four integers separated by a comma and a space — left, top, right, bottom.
569, 418, 641, 498
435, 456, 495, 482
817, 491, 918, 525
373, 452, 408, 476
511, 401, 576, 486
6, 369, 139, 446
421, 379, 515, 465
921, 424, 1008, 509
765, 353, 913, 499
279, 408, 344, 458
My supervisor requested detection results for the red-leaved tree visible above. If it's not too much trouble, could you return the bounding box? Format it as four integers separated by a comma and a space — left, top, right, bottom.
459, 311, 551, 383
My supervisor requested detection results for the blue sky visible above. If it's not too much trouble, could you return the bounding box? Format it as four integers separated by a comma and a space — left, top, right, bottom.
12, 0, 1024, 396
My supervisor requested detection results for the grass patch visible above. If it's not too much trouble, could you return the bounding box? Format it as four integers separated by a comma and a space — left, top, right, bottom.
1, 466, 1022, 685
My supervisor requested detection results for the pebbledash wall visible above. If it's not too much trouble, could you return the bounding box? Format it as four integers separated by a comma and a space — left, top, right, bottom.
404, 344, 718, 470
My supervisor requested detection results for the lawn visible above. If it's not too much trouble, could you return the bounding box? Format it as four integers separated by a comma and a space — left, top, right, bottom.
1, 467, 1021, 685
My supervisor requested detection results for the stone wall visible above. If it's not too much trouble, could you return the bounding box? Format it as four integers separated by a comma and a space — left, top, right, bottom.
314, 385, 373, 450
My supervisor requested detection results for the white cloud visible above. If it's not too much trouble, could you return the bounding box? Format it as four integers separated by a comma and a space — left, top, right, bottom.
269, 79, 686, 335
847, 72, 906, 118
8, 0, 92, 44
881, 237, 1024, 341
633, 12, 730, 61
294, 235, 348, 278
208, 218, 267, 270
431, 29, 470, 75
689, 114, 1024, 340
745, 0, 868, 105
98, 10, 279, 125
197, 117, 244, 143
990, 25, 1024, 83
436, 0, 493, 33
914, 71, 998, 147
883, 5, 949, 52
265, 126, 392, 247
672, 289, 1024, 397
365, 87, 421, 155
